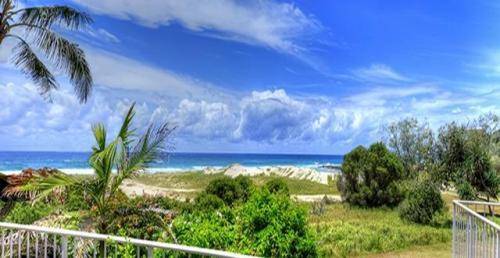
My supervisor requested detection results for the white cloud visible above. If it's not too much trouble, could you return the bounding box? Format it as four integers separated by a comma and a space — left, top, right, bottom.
83, 47, 232, 102
71, 0, 321, 55
352, 64, 409, 82
0, 78, 498, 153
85, 28, 121, 43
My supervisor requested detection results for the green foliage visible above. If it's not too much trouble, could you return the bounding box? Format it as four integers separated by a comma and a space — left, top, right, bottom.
436, 117, 500, 200
105, 195, 178, 241
235, 190, 317, 257
205, 176, 253, 206
399, 181, 445, 225
264, 178, 290, 195
338, 142, 405, 207
173, 209, 236, 250
63, 185, 91, 211
194, 192, 225, 211
4, 201, 54, 224
174, 187, 317, 257
386, 118, 436, 177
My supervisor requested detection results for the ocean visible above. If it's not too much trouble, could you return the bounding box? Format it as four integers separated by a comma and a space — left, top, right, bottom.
0, 152, 343, 174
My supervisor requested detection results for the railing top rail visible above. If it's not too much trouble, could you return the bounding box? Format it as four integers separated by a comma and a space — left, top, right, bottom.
0, 222, 255, 258
453, 200, 500, 231
456, 200, 500, 206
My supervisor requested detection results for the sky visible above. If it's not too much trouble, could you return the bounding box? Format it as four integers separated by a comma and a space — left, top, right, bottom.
0, 0, 499, 154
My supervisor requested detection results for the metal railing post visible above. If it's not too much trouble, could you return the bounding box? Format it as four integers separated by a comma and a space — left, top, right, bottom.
61, 235, 68, 258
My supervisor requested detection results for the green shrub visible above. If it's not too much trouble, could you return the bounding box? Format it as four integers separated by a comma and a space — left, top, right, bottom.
235, 190, 317, 257
194, 192, 225, 211
399, 181, 445, 224
205, 176, 253, 205
64, 185, 91, 211
173, 209, 236, 251
5, 202, 54, 224
338, 142, 405, 207
264, 178, 289, 195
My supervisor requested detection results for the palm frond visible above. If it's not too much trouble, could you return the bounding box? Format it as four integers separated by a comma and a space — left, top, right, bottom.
17, 5, 92, 30
117, 103, 136, 151
18, 172, 79, 202
112, 121, 176, 191
8, 170, 77, 203
10, 36, 58, 97
91, 123, 107, 154
27, 28, 92, 103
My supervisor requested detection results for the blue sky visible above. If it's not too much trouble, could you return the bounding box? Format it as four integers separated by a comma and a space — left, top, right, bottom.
0, 0, 499, 154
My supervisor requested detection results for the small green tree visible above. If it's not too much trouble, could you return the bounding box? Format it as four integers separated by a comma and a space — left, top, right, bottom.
385, 118, 436, 177
337, 142, 405, 207
20, 103, 175, 234
436, 116, 499, 201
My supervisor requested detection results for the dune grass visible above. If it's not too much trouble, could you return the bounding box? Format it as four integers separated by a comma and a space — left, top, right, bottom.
307, 203, 452, 258
133, 171, 338, 195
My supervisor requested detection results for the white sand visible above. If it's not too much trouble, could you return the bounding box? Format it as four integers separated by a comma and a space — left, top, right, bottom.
204, 164, 339, 184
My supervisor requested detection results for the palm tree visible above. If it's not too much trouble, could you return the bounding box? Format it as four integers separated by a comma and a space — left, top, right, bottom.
19, 103, 175, 233
0, 0, 93, 102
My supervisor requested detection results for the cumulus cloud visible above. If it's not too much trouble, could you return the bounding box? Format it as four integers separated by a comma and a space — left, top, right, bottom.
0, 79, 498, 153
234, 89, 312, 142
71, 0, 321, 55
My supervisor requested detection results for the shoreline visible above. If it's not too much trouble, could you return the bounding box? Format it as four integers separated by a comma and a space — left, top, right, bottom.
0, 163, 343, 175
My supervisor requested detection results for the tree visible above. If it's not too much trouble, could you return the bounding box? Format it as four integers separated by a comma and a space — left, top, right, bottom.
0, 0, 93, 102
337, 142, 405, 207
385, 118, 436, 177
436, 115, 499, 201
19, 103, 175, 233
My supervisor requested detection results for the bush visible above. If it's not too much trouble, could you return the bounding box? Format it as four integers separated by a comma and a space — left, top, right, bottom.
264, 178, 289, 195
205, 176, 253, 205
236, 190, 317, 257
399, 181, 445, 225
194, 192, 225, 211
173, 209, 236, 251
338, 142, 405, 207
5, 201, 54, 224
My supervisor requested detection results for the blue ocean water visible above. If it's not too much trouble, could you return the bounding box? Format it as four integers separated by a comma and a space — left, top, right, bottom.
0, 152, 343, 172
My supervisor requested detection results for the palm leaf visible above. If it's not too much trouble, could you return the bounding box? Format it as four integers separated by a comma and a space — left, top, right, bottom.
112, 121, 175, 191
18, 5, 92, 30
26, 28, 92, 103
117, 103, 136, 150
10, 36, 58, 97
14, 172, 77, 203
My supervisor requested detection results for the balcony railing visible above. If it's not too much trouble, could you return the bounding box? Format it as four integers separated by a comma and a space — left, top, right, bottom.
0, 222, 255, 257
452, 200, 500, 258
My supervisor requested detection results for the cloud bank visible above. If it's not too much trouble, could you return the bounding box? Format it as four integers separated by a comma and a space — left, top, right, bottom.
71, 0, 321, 55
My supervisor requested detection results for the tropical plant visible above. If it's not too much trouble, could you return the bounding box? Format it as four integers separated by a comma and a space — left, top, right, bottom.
0, 0, 93, 102
19, 103, 175, 233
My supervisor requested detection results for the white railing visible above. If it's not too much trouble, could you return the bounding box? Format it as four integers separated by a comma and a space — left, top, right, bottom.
453, 200, 500, 258
0, 222, 255, 258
